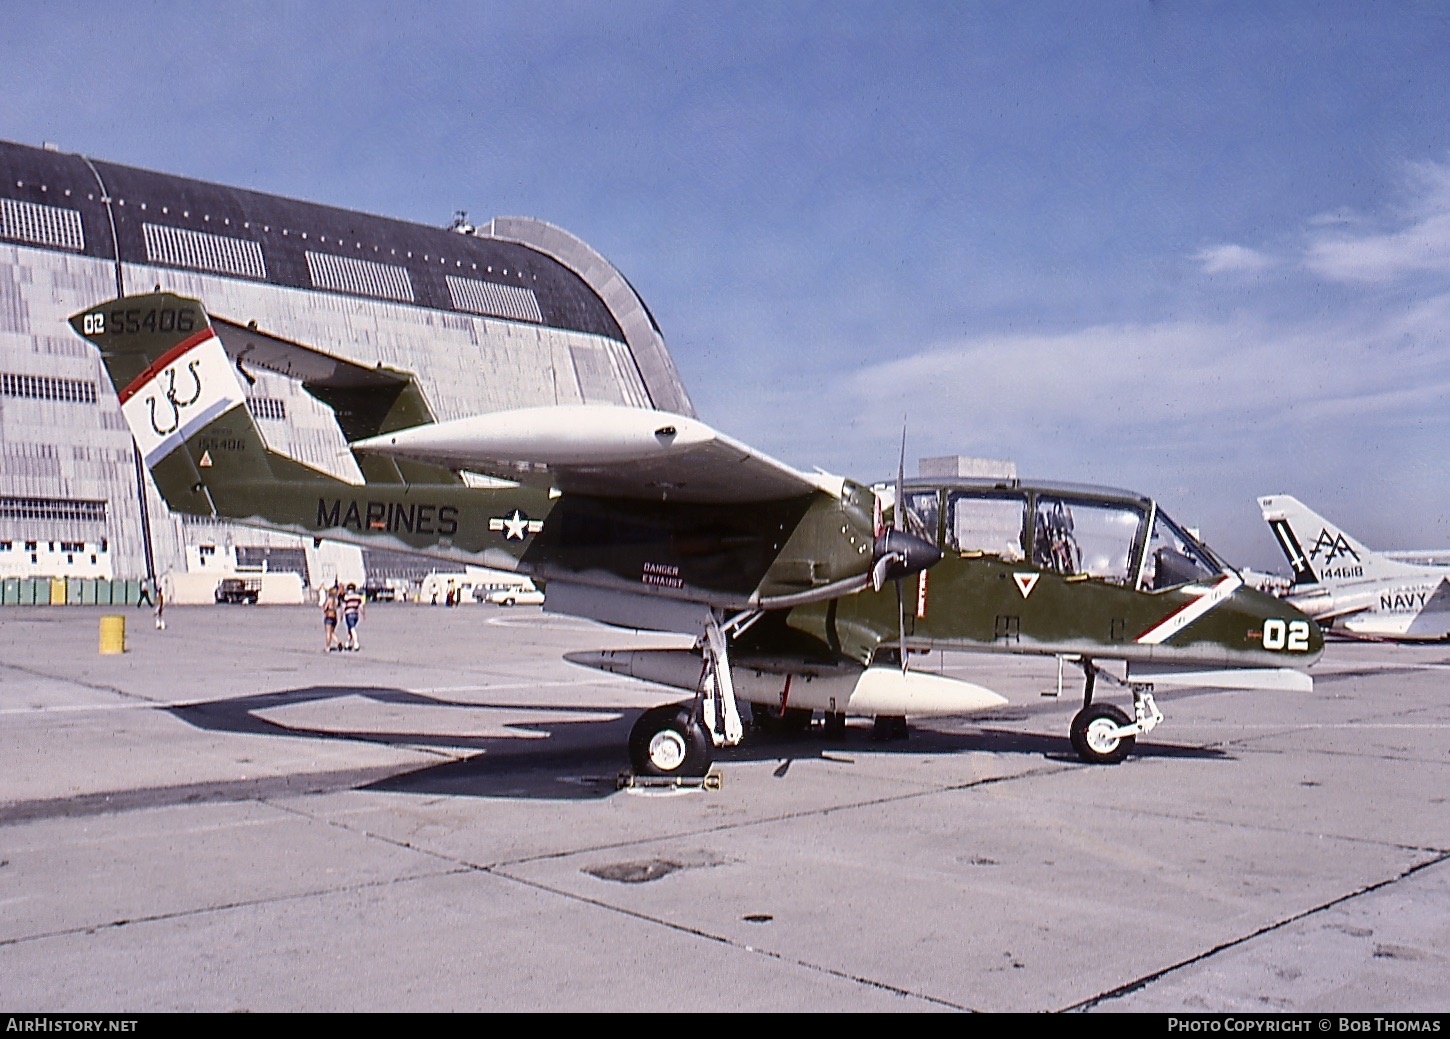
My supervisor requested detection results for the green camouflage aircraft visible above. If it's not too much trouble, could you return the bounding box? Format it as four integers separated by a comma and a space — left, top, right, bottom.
71, 292, 1322, 776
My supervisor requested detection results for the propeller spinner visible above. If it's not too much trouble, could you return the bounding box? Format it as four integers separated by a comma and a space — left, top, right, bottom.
870, 525, 941, 591
870, 428, 941, 592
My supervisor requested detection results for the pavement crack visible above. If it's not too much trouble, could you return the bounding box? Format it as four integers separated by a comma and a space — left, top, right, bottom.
1061, 851, 1450, 1012
0, 869, 468, 952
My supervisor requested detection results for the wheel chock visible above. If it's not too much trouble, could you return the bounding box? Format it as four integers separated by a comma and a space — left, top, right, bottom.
616, 771, 723, 791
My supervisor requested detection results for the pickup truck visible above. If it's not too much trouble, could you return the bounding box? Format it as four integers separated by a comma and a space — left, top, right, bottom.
215, 578, 260, 604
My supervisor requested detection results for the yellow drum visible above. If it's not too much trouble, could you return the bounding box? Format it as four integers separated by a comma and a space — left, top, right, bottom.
99, 614, 126, 655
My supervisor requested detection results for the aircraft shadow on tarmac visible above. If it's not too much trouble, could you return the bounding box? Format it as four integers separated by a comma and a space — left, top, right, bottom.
164, 685, 1231, 803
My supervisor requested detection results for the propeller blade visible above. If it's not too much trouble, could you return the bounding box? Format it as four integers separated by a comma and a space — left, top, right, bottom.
894, 423, 906, 533
895, 422, 909, 671
871, 551, 898, 593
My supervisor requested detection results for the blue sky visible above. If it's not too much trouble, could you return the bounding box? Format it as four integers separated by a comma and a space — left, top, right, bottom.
4, 1, 1448, 568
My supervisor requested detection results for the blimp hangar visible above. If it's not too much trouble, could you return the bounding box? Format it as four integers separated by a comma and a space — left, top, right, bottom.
0, 138, 693, 596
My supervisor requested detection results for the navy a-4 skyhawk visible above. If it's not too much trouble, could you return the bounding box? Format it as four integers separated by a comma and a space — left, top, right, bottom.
72, 292, 1323, 775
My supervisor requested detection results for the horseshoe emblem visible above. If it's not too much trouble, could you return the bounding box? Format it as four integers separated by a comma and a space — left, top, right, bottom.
170, 359, 203, 407
146, 360, 205, 436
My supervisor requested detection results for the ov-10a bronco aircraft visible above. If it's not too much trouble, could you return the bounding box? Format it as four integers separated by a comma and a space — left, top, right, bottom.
72, 292, 1322, 775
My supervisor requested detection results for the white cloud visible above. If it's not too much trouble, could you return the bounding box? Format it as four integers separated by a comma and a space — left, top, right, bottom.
1304, 159, 1450, 284
1194, 244, 1275, 275
1198, 161, 1450, 287
845, 318, 1339, 443
1305, 211, 1450, 283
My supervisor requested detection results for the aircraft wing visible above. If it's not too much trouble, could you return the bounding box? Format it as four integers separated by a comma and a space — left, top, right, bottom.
350, 405, 842, 504
1385, 550, 1450, 567
1283, 584, 1381, 623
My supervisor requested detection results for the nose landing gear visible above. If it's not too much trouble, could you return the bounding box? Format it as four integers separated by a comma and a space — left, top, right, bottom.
1067, 658, 1163, 765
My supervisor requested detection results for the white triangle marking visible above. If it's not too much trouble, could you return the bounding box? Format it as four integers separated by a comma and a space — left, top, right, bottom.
1013, 573, 1039, 598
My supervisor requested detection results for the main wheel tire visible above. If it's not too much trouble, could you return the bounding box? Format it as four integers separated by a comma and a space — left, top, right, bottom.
751, 702, 813, 734
1070, 703, 1135, 764
629, 704, 713, 777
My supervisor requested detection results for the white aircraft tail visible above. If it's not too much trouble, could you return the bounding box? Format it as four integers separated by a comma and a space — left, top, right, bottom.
1258, 495, 1420, 587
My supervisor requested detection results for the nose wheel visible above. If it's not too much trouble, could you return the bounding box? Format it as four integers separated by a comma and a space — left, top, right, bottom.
1070, 703, 1134, 764
1067, 659, 1162, 764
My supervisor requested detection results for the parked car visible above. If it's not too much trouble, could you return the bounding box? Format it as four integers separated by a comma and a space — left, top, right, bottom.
483, 585, 544, 606
215, 578, 260, 604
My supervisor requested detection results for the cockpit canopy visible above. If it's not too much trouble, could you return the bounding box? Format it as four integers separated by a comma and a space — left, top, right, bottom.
898, 481, 1230, 592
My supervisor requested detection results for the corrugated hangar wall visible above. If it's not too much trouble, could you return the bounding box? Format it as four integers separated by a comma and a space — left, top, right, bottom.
0, 139, 693, 584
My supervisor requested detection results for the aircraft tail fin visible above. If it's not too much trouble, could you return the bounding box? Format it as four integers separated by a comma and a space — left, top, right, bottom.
71, 292, 346, 518
1258, 495, 1419, 586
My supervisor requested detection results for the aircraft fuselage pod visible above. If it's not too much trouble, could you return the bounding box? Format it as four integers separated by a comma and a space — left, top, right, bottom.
799, 479, 1324, 670
784, 480, 1323, 764
574, 479, 1324, 768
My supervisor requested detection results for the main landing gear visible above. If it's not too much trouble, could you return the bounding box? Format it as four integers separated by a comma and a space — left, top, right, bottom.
628, 704, 713, 777
1065, 658, 1164, 765
627, 610, 758, 778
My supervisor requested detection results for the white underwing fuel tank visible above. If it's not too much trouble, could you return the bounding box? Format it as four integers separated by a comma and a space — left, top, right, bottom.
571, 648, 1007, 717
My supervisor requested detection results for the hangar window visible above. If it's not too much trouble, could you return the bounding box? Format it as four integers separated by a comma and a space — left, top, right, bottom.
1, 373, 98, 404
246, 396, 287, 422
306, 251, 414, 303
2, 443, 61, 478
446, 275, 544, 323
144, 223, 266, 280
0, 497, 107, 523
0, 198, 84, 251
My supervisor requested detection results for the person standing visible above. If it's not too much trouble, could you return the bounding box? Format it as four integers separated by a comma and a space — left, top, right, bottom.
321, 583, 340, 651
341, 582, 365, 651
153, 584, 166, 630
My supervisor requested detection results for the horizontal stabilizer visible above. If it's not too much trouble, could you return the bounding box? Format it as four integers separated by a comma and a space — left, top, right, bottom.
211, 316, 449, 478
212, 317, 407, 393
